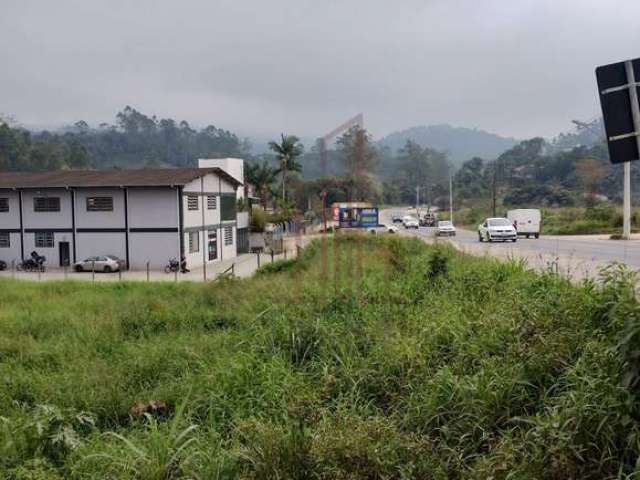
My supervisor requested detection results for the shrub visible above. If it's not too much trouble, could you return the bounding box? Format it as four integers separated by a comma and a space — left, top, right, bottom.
250, 208, 267, 232
426, 248, 450, 280
257, 259, 298, 275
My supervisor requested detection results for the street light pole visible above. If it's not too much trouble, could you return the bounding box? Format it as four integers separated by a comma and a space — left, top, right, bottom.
449, 171, 453, 222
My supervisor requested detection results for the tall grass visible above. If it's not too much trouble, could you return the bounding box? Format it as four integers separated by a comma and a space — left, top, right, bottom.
1, 233, 639, 478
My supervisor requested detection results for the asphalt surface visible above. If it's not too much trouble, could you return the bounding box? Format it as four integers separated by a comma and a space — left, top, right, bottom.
382, 209, 640, 273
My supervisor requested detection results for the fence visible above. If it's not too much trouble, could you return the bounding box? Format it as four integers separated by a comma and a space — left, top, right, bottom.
0, 245, 302, 284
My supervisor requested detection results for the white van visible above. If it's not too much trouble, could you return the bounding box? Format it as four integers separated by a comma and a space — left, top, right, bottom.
507, 209, 541, 238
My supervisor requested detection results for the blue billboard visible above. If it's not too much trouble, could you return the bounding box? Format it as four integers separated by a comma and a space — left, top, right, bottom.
338, 207, 379, 228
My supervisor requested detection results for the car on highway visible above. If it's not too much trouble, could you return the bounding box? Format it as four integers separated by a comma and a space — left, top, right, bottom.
74, 255, 124, 273
436, 220, 456, 237
403, 215, 419, 229
391, 214, 403, 223
478, 217, 517, 242
367, 224, 398, 234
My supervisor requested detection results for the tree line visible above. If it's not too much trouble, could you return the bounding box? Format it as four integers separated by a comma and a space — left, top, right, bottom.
0, 106, 249, 171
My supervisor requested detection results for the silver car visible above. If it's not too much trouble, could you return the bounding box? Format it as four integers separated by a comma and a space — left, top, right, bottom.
436, 220, 456, 237
74, 255, 122, 272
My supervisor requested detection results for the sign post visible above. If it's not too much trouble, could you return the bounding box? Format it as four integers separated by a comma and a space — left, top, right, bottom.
596, 57, 640, 240
624, 61, 640, 239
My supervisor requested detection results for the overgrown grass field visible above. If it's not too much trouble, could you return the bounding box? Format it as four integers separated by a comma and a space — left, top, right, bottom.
2, 235, 640, 479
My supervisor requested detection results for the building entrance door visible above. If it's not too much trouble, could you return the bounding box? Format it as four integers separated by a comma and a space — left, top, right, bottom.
208, 231, 217, 261
59, 241, 70, 267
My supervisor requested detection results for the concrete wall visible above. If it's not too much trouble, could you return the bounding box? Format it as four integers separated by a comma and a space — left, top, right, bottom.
22, 189, 72, 229
0, 191, 20, 228
19, 189, 73, 267
0, 233, 22, 264
181, 173, 237, 269
129, 232, 179, 269
75, 233, 126, 263
198, 158, 244, 199
128, 188, 179, 229
22, 230, 74, 267
220, 224, 236, 260
74, 188, 126, 229
0, 191, 22, 263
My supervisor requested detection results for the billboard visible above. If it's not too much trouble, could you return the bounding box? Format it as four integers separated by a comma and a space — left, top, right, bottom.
338, 207, 379, 228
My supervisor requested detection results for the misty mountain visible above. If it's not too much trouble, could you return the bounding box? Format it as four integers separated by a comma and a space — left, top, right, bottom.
378, 124, 519, 165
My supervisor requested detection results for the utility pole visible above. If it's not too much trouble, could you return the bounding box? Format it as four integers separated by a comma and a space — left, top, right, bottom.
491, 166, 497, 217
321, 189, 327, 233
624, 60, 640, 239
415, 186, 420, 211
449, 171, 454, 222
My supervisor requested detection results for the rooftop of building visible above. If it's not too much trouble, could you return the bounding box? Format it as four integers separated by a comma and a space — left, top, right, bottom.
0, 167, 243, 189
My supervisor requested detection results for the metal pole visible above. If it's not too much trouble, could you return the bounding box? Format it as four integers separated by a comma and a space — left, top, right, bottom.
624, 161, 632, 239
322, 190, 327, 234
624, 60, 640, 239
146, 261, 150, 282
92, 260, 95, 285
449, 171, 453, 222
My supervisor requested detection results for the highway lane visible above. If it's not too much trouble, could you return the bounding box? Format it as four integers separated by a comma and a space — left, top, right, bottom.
381, 209, 640, 273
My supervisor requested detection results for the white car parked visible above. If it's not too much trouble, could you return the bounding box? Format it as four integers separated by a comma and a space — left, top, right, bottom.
436, 220, 456, 237
74, 255, 122, 273
478, 218, 517, 242
402, 215, 419, 229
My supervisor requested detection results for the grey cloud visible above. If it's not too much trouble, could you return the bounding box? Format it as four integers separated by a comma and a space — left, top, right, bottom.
2, 0, 640, 141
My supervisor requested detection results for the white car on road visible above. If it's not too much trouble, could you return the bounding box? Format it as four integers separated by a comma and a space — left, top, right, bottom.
478, 218, 517, 242
367, 224, 398, 234
403, 215, 419, 229
436, 220, 456, 237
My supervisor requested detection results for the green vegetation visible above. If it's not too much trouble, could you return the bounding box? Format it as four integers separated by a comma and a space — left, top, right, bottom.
2, 235, 640, 478
541, 205, 640, 235
1, 106, 249, 171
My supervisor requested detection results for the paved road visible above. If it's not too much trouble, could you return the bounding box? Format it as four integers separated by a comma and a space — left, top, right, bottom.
382, 209, 640, 275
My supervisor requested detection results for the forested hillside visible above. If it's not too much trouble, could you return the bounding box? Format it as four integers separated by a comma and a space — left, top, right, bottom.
378, 124, 518, 164
0, 106, 249, 171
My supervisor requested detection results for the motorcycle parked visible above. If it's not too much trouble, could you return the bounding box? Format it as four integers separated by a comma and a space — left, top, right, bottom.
164, 258, 180, 274
17, 251, 46, 272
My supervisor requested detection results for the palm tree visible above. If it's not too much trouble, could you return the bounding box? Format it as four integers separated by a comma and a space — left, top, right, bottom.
268, 134, 303, 202
245, 160, 276, 208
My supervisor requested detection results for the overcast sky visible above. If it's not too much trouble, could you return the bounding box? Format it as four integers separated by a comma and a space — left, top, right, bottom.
2, 0, 640, 141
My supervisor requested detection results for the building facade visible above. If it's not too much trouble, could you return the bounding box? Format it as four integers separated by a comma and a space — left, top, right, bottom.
0, 168, 242, 269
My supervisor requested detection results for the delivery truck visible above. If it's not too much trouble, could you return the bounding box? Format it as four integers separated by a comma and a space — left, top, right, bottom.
506, 209, 541, 238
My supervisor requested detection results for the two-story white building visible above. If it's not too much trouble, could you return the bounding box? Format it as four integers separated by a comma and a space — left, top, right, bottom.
0, 167, 242, 269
